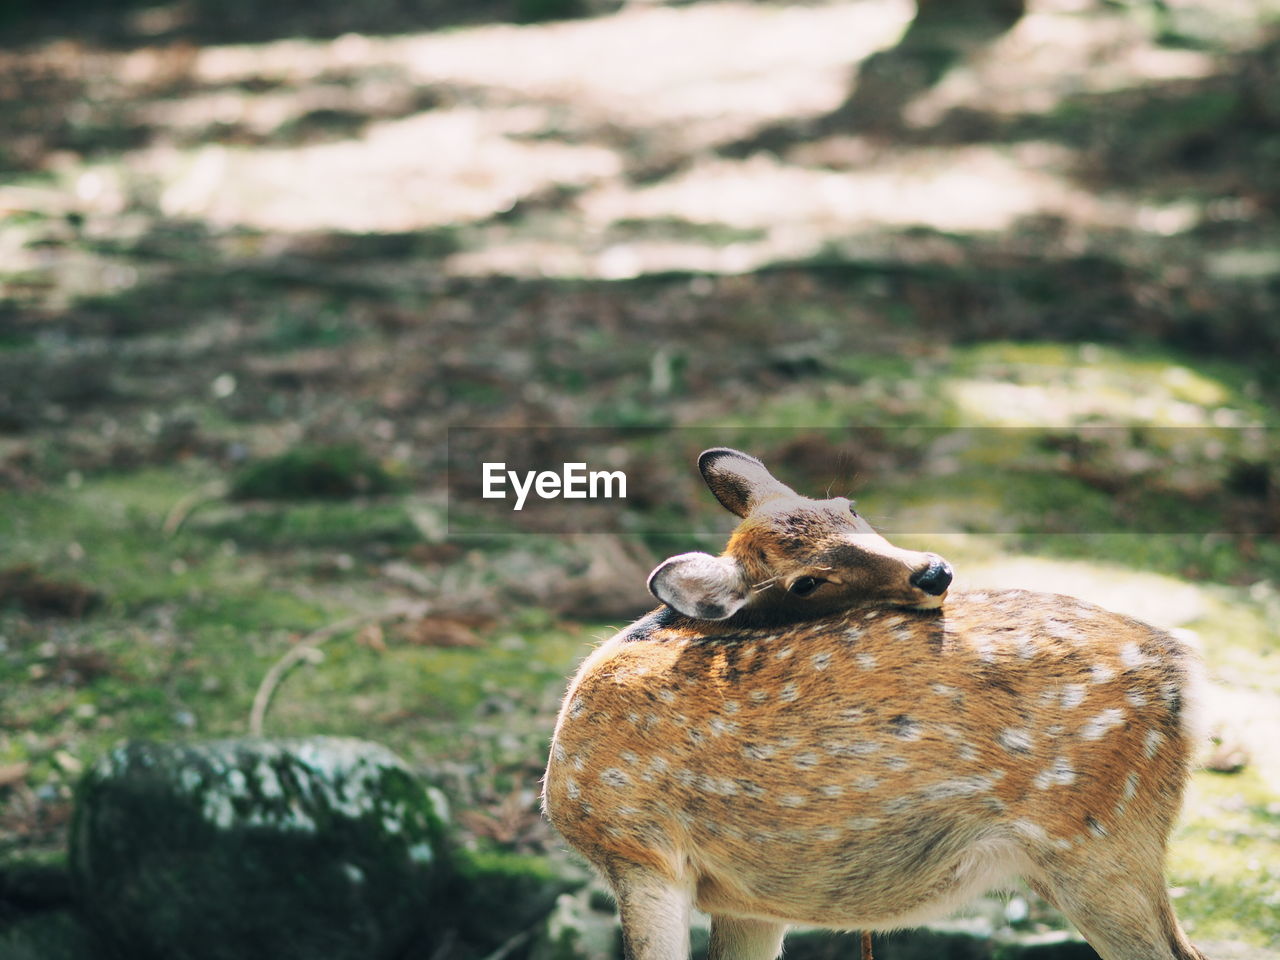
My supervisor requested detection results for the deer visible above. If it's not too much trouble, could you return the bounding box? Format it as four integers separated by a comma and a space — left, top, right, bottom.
544, 448, 1208, 960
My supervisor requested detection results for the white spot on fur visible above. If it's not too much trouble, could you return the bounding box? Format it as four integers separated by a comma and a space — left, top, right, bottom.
698, 775, 739, 796
884, 795, 916, 814
1122, 772, 1139, 802
566, 777, 580, 800
1144, 729, 1165, 759
819, 784, 845, 798
749, 689, 769, 703
1120, 643, 1146, 669
569, 697, 585, 718
1126, 688, 1148, 708
921, 775, 997, 799
814, 826, 841, 842
892, 717, 923, 741
1046, 619, 1082, 642
1081, 708, 1125, 740
742, 743, 775, 761
657, 688, 677, 703
853, 774, 883, 790
883, 756, 909, 772
846, 816, 881, 830
855, 653, 877, 670
1090, 664, 1115, 684
778, 683, 800, 703
794, 753, 820, 769
1060, 684, 1087, 709
1015, 634, 1037, 659
826, 740, 881, 758
811, 652, 833, 671
723, 700, 741, 714
553, 743, 567, 763
999, 728, 1034, 753
843, 625, 865, 641
708, 717, 740, 736
957, 743, 979, 763
619, 751, 638, 765
779, 794, 806, 808
1011, 819, 1049, 843
1033, 756, 1076, 789
932, 683, 960, 698
601, 768, 631, 788
776, 646, 794, 660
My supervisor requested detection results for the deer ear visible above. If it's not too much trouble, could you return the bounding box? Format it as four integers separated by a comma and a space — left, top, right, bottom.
697, 448, 797, 518
648, 552, 749, 621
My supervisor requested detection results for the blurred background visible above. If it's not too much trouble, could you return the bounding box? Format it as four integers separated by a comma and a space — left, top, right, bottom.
1, 0, 1279, 956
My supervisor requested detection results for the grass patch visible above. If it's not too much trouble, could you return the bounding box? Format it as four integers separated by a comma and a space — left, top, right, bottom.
230, 445, 404, 501
1173, 768, 1280, 948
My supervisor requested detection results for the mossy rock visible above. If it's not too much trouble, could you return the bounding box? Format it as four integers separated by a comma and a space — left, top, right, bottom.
450, 849, 587, 953
0, 910, 97, 960
69, 737, 450, 960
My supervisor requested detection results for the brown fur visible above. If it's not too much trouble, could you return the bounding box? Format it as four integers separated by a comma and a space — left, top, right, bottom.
543, 450, 1208, 960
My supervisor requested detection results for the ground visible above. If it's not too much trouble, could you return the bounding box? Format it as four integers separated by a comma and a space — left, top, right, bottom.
1, 0, 1279, 952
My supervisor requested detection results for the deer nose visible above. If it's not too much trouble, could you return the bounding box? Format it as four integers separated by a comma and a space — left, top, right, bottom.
910, 556, 953, 596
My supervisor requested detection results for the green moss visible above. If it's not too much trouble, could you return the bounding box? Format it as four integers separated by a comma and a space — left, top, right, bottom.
1171, 769, 1280, 948
452, 848, 584, 948
231, 445, 403, 501
194, 500, 422, 549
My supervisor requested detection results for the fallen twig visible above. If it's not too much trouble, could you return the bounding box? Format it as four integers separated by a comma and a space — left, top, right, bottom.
248, 599, 427, 736
162, 481, 228, 538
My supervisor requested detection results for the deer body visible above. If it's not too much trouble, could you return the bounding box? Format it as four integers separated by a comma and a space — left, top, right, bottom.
543, 450, 1206, 960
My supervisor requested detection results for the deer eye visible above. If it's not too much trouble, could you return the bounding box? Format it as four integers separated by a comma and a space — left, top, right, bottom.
789, 576, 823, 597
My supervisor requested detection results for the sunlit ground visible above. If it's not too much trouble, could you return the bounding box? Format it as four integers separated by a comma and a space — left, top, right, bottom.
5, 0, 1280, 294
2, 0, 1280, 953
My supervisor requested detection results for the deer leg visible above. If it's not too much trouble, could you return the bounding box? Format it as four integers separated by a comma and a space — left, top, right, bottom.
708, 915, 787, 960
610, 866, 692, 960
1030, 847, 1205, 960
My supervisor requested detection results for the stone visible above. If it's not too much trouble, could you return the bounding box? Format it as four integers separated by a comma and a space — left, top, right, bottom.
69, 737, 449, 960
0, 911, 97, 960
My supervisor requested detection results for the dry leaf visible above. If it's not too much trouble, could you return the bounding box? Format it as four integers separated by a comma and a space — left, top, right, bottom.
357, 623, 387, 652
398, 614, 491, 648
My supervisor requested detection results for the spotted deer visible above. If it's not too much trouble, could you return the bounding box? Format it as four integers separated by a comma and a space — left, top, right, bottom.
544, 448, 1207, 960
